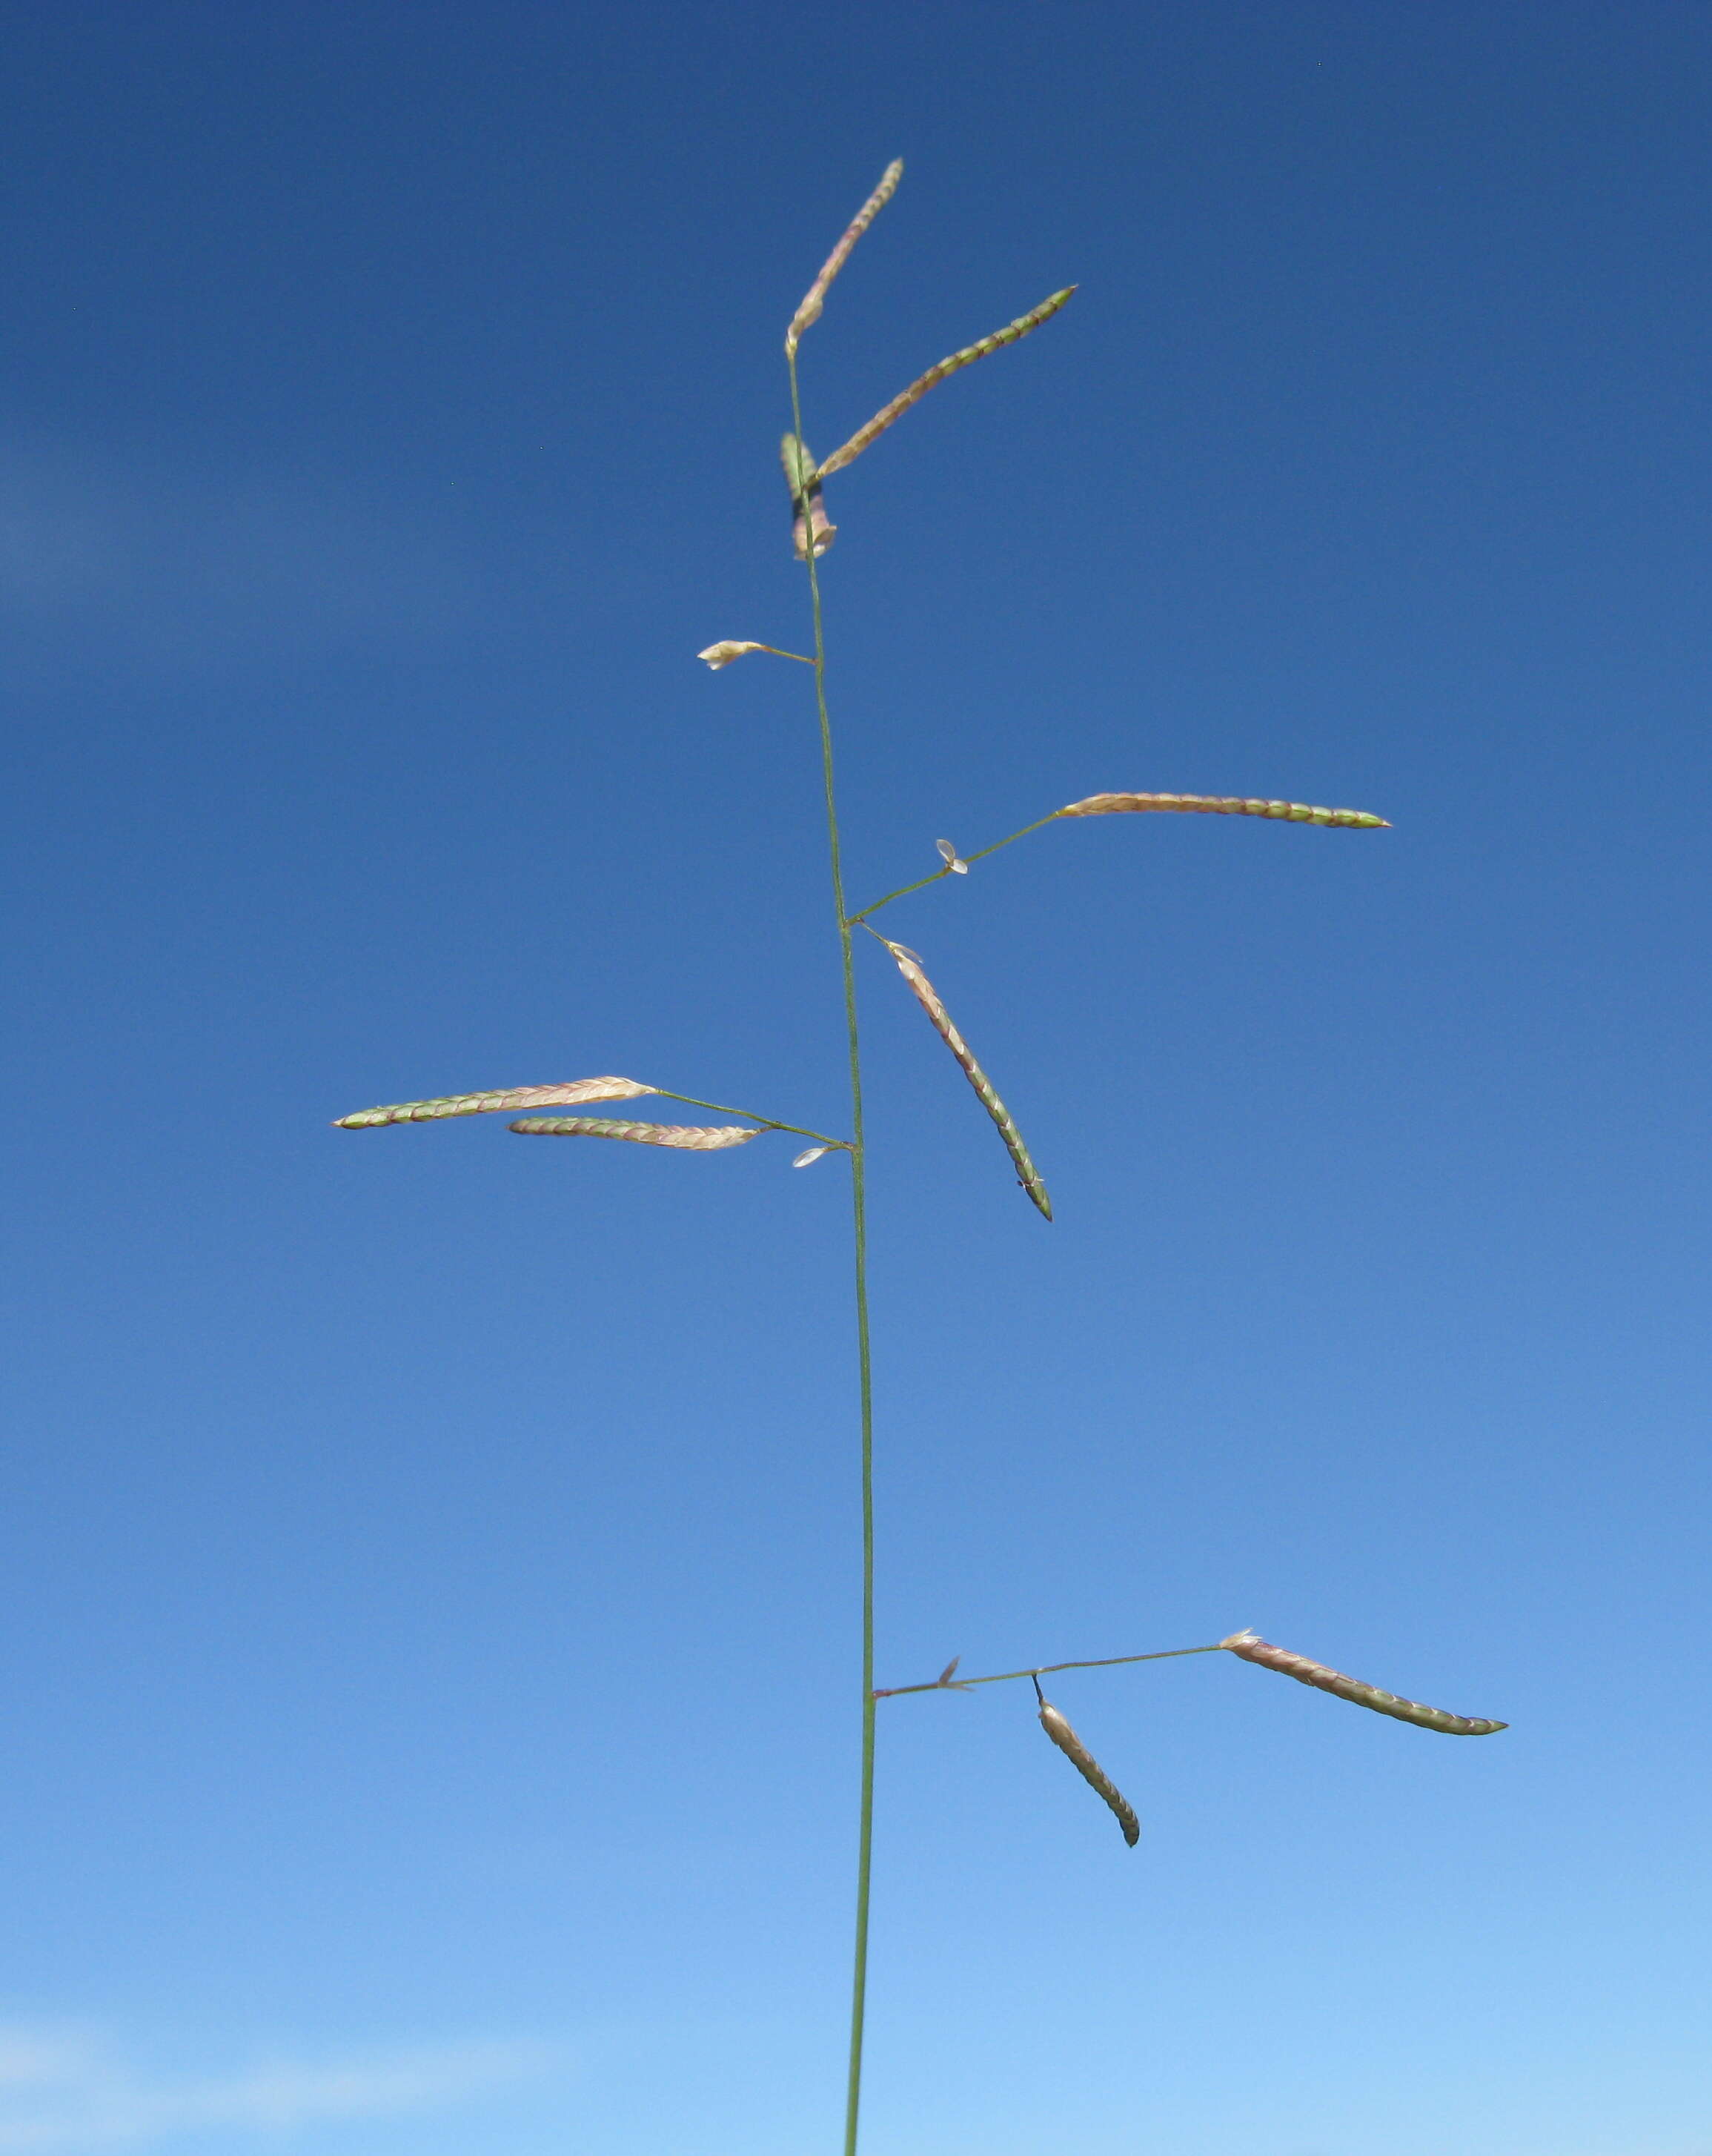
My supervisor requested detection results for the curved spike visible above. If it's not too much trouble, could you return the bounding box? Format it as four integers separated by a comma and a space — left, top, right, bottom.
814, 287, 1077, 480
877, 937, 1051, 1218
335, 1078, 654, 1130
1222, 1633, 1507, 1736
1057, 792, 1388, 829
508, 1116, 759, 1150
1037, 1696, 1140, 1847
786, 158, 905, 354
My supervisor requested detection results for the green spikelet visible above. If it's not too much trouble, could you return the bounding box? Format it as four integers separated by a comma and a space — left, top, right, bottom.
1056, 792, 1389, 829
814, 288, 1077, 480
508, 1116, 760, 1150
878, 937, 1051, 1219
780, 433, 817, 497
1221, 1633, 1507, 1736
334, 1078, 654, 1130
780, 433, 835, 560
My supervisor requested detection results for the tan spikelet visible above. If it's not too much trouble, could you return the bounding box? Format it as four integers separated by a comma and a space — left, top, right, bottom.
786, 159, 904, 355
878, 937, 1051, 1218
814, 288, 1075, 480
1221, 1633, 1507, 1736
508, 1116, 759, 1150
1056, 792, 1389, 830
335, 1078, 654, 1130
1037, 1693, 1140, 1847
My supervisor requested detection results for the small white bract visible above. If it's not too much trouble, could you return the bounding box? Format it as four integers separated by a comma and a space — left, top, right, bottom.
697, 640, 766, 669
935, 838, 969, 874
793, 1145, 832, 1168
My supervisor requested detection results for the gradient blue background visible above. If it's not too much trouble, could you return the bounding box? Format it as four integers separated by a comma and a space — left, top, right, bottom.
2, 6, 1708, 2152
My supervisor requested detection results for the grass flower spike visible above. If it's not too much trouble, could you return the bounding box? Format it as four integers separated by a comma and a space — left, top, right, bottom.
1035, 1678, 1141, 1847
814, 287, 1076, 481
509, 1116, 760, 1150
1221, 1632, 1507, 1736
786, 158, 904, 356
1058, 790, 1389, 829
334, 1078, 654, 1128
873, 932, 1052, 1219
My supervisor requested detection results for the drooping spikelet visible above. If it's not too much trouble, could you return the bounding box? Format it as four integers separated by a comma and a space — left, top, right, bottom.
508, 1116, 759, 1150
1220, 1632, 1507, 1737
1036, 1688, 1140, 1848
1057, 792, 1388, 830
877, 937, 1051, 1219
786, 158, 905, 356
335, 1078, 654, 1130
814, 288, 1077, 480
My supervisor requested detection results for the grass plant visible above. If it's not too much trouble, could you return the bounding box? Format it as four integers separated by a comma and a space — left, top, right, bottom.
334, 159, 1506, 2155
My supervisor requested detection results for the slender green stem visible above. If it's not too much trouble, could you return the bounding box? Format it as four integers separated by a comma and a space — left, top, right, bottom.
849, 812, 1064, 923
872, 1638, 1232, 1698
647, 1090, 850, 1150
789, 345, 876, 2156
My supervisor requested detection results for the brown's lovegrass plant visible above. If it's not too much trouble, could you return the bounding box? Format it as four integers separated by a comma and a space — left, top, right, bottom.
334, 159, 1506, 2155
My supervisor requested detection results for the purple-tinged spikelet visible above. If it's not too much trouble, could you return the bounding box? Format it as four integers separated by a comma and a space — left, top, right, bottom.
1221, 1632, 1507, 1736
786, 159, 904, 356
508, 1116, 759, 1150
335, 1078, 654, 1130
814, 288, 1077, 480
1057, 792, 1388, 830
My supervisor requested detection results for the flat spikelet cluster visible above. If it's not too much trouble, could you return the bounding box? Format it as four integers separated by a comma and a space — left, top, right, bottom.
877, 936, 1051, 1219
814, 288, 1077, 480
1058, 792, 1389, 829
1221, 1632, 1507, 1736
1037, 1692, 1140, 1847
335, 1078, 654, 1129
510, 1116, 759, 1150
786, 158, 904, 355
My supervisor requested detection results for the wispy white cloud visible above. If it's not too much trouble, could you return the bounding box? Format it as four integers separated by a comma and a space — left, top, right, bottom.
0, 429, 477, 667
0, 2026, 561, 2150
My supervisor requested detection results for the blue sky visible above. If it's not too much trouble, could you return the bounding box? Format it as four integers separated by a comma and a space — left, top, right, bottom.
2, 4, 1709, 2152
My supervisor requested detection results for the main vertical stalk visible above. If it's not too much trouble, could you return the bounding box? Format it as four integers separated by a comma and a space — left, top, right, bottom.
789, 352, 876, 2156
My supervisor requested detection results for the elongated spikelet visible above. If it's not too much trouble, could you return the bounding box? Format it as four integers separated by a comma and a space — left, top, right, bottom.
814, 288, 1077, 480
335, 1078, 654, 1130
1038, 1695, 1140, 1847
786, 158, 904, 354
879, 938, 1051, 1218
508, 1116, 759, 1150
1057, 792, 1388, 830
1221, 1632, 1507, 1737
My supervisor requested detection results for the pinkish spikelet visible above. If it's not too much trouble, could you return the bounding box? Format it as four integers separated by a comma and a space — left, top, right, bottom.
1057, 792, 1388, 829
335, 1078, 654, 1130
509, 1116, 759, 1150
814, 288, 1076, 480
786, 159, 905, 355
